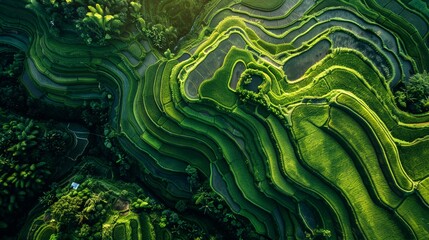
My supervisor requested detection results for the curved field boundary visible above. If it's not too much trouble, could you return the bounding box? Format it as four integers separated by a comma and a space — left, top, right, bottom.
240, 0, 286, 12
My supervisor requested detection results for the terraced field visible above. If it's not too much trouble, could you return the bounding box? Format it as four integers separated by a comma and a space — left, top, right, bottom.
1, 0, 429, 239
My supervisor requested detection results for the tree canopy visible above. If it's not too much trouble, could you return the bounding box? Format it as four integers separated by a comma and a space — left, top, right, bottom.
395, 71, 429, 113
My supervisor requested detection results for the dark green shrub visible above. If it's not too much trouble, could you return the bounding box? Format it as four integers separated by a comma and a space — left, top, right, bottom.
395, 71, 429, 113
112, 223, 126, 240
130, 219, 139, 240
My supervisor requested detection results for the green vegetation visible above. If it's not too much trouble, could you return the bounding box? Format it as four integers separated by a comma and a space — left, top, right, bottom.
36, 0, 211, 50
27, 174, 258, 240
241, 0, 285, 11
0, 114, 71, 234
1, 0, 429, 239
38, 0, 139, 45
395, 71, 429, 113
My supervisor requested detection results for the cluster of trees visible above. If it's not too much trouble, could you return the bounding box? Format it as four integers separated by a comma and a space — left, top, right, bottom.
0, 116, 72, 234
90, 125, 132, 177
79, 92, 134, 177
395, 71, 429, 114
0, 44, 78, 237
184, 165, 266, 239
0, 117, 71, 161
41, 176, 205, 239
0, 158, 50, 212
37, 0, 178, 50
157, 209, 206, 239
192, 184, 265, 239
0, 48, 24, 79
1, 118, 40, 157
38, 0, 131, 45
80, 92, 112, 128
0, 47, 28, 112
44, 181, 111, 239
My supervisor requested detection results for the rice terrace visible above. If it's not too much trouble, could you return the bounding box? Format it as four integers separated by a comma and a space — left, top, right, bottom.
0, 0, 429, 239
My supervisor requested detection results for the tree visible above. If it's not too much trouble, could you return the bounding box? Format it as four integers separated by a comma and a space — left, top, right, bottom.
141, 23, 178, 50
41, 129, 71, 156
0, 157, 50, 215
395, 71, 429, 113
51, 193, 85, 228
0, 50, 24, 79
80, 3, 124, 42
1, 118, 40, 158
185, 165, 200, 191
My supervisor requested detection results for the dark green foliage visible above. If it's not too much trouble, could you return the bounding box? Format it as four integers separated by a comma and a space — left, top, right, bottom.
112, 223, 126, 240
0, 47, 27, 112
0, 116, 70, 161
0, 84, 28, 112
192, 185, 265, 239
140, 22, 177, 51
40, 130, 71, 156
78, 224, 91, 238
0, 157, 50, 231
156, 209, 205, 239
193, 187, 225, 216
130, 219, 139, 240
0, 117, 54, 216
185, 165, 200, 192
0, 158, 50, 211
0, 112, 71, 235
81, 99, 110, 128
48, 182, 109, 238
0, 49, 24, 80
37, 0, 130, 45
305, 228, 332, 240
36, 0, 178, 48
1, 118, 40, 158
141, 0, 212, 48
102, 127, 131, 176
174, 200, 187, 212
395, 71, 429, 113
39, 190, 56, 207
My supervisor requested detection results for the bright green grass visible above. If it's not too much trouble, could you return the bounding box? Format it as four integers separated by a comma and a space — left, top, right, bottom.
327, 107, 402, 207
292, 104, 410, 239
417, 177, 429, 206
335, 93, 414, 193
396, 194, 429, 239
397, 139, 429, 180
288, 106, 356, 239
